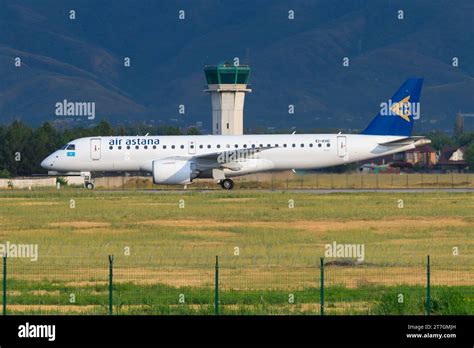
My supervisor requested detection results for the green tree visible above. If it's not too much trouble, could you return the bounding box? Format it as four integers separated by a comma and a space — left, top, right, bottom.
427, 131, 455, 150
465, 143, 474, 172
186, 126, 201, 135
4, 121, 34, 176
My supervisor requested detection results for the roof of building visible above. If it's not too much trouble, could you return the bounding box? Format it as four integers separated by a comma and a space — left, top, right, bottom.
438, 146, 466, 164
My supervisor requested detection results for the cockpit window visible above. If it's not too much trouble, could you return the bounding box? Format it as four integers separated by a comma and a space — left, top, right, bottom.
66, 144, 75, 150
60, 144, 68, 150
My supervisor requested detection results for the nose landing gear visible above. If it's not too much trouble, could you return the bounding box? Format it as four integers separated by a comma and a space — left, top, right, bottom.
220, 178, 234, 190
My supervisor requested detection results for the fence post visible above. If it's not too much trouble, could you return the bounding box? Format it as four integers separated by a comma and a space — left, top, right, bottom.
426, 255, 431, 315
215, 256, 219, 315
108, 255, 114, 315
2, 256, 6, 315
320, 257, 324, 316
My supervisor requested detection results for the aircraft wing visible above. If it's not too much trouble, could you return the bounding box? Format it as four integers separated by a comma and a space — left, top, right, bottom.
193, 146, 273, 161
146, 147, 275, 173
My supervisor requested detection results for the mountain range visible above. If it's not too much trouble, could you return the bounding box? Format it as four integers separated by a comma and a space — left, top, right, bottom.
0, 0, 473, 133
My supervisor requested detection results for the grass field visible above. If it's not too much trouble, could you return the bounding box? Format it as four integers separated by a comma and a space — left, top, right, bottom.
0, 189, 472, 314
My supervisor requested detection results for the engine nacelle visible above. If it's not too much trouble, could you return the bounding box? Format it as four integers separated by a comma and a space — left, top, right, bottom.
152, 159, 197, 184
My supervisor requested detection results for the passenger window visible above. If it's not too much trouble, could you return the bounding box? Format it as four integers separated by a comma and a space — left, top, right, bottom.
127, 146, 130, 150
234, 144, 238, 148
251, 144, 256, 148
153, 145, 156, 149
207, 145, 211, 149
318, 143, 322, 147
109, 146, 113, 150
301, 144, 304, 147
180, 145, 184, 149
217, 144, 221, 148
144, 145, 148, 149
118, 146, 122, 150
309, 143, 313, 147
163, 145, 167, 149
327, 143, 330, 147
171, 145, 175, 149
275, 144, 279, 147
243, 144, 247, 148
292, 144, 296, 148
135, 145, 139, 149
199, 145, 203, 149
283, 144, 287, 148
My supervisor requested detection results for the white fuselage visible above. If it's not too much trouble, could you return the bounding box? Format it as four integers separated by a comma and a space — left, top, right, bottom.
41, 133, 416, 179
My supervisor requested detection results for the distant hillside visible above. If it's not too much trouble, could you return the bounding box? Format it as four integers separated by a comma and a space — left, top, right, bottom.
0, 0, 473, 132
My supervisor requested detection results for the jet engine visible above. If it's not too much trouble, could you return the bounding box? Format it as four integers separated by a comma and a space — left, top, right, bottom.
152, 159, 198, 184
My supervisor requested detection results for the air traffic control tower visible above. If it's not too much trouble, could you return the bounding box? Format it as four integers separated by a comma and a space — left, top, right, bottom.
204, 63, 251, 135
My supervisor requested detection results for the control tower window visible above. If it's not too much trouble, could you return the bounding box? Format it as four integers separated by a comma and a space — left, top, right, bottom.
206, 71, 219, 84
237, 73, 249, 84
220, 71, 235, 84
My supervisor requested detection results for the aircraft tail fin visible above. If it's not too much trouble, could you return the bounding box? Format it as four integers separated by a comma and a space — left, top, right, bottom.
361, 78, 423, 136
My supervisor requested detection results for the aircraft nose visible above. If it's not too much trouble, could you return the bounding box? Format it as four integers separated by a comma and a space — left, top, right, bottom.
41, 156, 52, 169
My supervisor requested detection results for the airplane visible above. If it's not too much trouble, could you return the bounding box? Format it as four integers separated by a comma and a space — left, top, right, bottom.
41, 78, 429, 190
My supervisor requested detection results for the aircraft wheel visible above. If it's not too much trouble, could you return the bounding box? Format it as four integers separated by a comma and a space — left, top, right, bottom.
85, 182, 94, 190
220, 179, 234, 190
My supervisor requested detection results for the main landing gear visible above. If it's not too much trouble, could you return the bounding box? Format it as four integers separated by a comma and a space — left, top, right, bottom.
220, 178, 234, 190
81, 172, 95, 190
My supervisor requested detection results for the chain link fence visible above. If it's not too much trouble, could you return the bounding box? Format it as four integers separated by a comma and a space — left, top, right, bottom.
92, 173, 474, 190
2, 255, 472, 315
